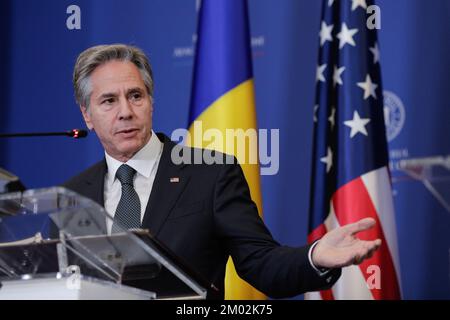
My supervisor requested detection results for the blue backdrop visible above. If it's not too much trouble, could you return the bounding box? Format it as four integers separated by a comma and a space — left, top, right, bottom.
0, 0, 449, 299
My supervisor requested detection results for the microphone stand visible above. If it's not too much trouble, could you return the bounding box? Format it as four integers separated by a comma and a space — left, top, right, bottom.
0, 129, 88, 139
0, 129, 88, 193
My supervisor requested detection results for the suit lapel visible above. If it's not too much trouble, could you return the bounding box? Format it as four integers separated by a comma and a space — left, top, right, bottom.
83, 159, 107, 207
73, 159, 108, 232
141, 133, 190, 236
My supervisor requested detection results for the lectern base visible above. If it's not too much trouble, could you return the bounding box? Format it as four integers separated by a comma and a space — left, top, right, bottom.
0, 276, 156, 300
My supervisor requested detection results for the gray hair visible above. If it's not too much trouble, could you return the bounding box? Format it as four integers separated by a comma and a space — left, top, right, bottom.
73, 44, 154, 109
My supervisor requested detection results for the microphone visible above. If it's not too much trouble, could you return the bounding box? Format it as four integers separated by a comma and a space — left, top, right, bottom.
0, 129, 88, 139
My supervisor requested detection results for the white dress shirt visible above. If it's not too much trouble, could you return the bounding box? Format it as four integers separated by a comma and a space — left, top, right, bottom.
104, 131, 163, 233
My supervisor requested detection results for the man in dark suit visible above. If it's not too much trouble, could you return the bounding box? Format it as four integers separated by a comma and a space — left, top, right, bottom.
64, 44, 381, 299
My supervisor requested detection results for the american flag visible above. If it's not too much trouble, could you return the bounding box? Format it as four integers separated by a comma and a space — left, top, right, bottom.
307, 0, 401, 299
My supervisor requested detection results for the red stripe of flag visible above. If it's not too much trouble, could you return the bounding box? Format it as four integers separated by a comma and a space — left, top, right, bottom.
332, 176, 401, 299
308, 223, 327, 243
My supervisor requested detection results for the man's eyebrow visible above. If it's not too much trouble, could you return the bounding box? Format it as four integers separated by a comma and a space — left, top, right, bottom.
94, 87, 145, 101
96, 92, 118, 101
126, 87, 145, 94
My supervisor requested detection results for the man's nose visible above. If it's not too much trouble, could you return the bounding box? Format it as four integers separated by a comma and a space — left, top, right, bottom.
117, 98, 133, 120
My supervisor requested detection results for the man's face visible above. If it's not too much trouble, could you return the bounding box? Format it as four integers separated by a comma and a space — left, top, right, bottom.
81, 60, 153, 162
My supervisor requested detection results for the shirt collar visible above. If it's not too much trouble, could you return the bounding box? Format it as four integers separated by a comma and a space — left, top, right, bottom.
105, 130, 162, 184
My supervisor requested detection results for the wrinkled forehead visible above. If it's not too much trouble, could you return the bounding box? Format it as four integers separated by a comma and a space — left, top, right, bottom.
90, 60, 146, 96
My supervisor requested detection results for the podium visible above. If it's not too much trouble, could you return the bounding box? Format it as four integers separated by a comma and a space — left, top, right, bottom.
398, 155, 450, 214
0, 187, 214, 300
0, 277, 155, 300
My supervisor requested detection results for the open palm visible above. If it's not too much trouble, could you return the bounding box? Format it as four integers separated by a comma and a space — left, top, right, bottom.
312, 217, 382, 269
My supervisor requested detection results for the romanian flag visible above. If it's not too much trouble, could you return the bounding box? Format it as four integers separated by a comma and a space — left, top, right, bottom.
188, 0, 265, 300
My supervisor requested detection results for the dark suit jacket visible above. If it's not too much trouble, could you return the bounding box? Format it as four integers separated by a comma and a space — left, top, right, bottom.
63, 133, 340, 299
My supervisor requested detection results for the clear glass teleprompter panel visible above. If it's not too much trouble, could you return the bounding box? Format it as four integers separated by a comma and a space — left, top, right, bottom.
398, 155, 450, 214
0, 187, 210, 299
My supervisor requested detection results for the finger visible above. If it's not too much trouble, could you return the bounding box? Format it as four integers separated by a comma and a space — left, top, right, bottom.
356, 240, 382, 263
356, 246, 373, 264
367, 239, 382, 250
361, 239, 382, 255
369, 240, 382, 255
343, 217, 376, 236
366, 245, 379, 259
361, 247, 375, 262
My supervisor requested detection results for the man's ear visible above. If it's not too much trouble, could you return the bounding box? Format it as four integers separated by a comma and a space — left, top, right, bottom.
80, 106, 94, 130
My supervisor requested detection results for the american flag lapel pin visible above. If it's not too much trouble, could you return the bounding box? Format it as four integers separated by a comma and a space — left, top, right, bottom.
170, 177, 180, 183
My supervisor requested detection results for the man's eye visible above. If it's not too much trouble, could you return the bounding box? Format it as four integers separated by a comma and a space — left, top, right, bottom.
102, 98, 115, 104
131, 93, 142, 101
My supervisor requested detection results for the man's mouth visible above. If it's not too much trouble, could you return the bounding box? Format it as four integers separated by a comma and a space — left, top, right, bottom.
116, 128, 139, 137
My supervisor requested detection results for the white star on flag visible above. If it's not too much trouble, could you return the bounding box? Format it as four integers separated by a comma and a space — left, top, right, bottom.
357, 74, 378, 99
333, 65, 345, 86
316, 64, 327, 82
351, 0, 368, 11
320, 147, 333, 173
319, 21, 334, 46
337, 23, 358, 49
370, 43, 380, 64
328, 0, 335, 6
344, 110, 371, 138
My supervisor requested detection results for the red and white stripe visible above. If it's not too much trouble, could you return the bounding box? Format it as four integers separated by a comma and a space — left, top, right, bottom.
307, 166, 402, 300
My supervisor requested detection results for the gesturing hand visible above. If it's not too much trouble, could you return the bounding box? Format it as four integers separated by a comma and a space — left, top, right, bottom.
312, 217, 382, 269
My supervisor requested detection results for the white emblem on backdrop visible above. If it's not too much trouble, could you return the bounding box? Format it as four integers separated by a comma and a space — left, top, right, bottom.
383, 90, 406, 142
